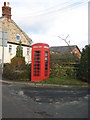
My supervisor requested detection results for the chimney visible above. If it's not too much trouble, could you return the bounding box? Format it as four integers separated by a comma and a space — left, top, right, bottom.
2, 2, 11, 19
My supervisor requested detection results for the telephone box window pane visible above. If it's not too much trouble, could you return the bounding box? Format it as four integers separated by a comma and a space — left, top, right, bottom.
45, 51, 48, 76
33, 51, 41, 76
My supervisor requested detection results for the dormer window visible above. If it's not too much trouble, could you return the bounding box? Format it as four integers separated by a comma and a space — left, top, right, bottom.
16, 34, 21, 41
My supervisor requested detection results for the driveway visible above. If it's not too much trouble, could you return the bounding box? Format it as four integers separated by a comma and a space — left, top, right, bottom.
2, 83, 89, 118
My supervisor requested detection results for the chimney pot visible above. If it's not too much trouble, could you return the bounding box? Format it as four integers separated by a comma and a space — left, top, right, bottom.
7, 2, 9, 7
4, 2, 6, 6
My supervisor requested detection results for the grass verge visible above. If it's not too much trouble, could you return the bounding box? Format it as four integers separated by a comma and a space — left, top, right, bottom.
40, 77, 88, 85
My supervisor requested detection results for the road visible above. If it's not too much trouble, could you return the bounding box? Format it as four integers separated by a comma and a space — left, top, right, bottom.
2, 83, 89, 118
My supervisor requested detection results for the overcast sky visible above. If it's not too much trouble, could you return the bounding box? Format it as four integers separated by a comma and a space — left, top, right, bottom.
0, 0, 89, 50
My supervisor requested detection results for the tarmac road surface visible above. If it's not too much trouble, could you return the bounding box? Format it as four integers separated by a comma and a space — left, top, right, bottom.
2, 83, 89, 118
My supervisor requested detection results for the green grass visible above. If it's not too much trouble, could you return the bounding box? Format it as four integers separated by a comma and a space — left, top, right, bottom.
40, 77, 88, 85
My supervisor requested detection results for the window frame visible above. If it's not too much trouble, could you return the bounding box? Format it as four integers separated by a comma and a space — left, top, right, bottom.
9, 45, 12, 54
27, 47, 29, 56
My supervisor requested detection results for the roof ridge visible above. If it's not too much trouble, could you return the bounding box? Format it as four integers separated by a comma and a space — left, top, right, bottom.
50, 45, 77, 48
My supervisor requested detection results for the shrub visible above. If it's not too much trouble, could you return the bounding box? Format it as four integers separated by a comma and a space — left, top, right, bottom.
50, 63, 76, 78
3, 64, 15, 80
78, 45, 90, 82
11, 57, 25, 68
50, 53, 78, 79
3, 63, 31, 81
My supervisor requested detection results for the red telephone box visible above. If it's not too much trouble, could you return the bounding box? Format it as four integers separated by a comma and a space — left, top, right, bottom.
31, 43, 49, 82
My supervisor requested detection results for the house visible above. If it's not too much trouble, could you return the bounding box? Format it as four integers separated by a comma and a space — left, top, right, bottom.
0, 2, 32, 64
50, 45, 81, 59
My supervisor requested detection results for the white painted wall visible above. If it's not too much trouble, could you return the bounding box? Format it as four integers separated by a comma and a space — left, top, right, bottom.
0, 47, 2, 64
0, 43, 31, 64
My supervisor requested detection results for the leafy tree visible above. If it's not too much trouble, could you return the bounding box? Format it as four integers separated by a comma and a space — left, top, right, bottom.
78, 45, 90, 82
16, 40, 23, 57
11, 40, 25, 68
50, 52, 79, 66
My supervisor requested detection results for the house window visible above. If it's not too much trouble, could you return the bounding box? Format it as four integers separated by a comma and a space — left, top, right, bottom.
27, 48, 29, 55
16, 34, 21, 41
9, 45, 12, 54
